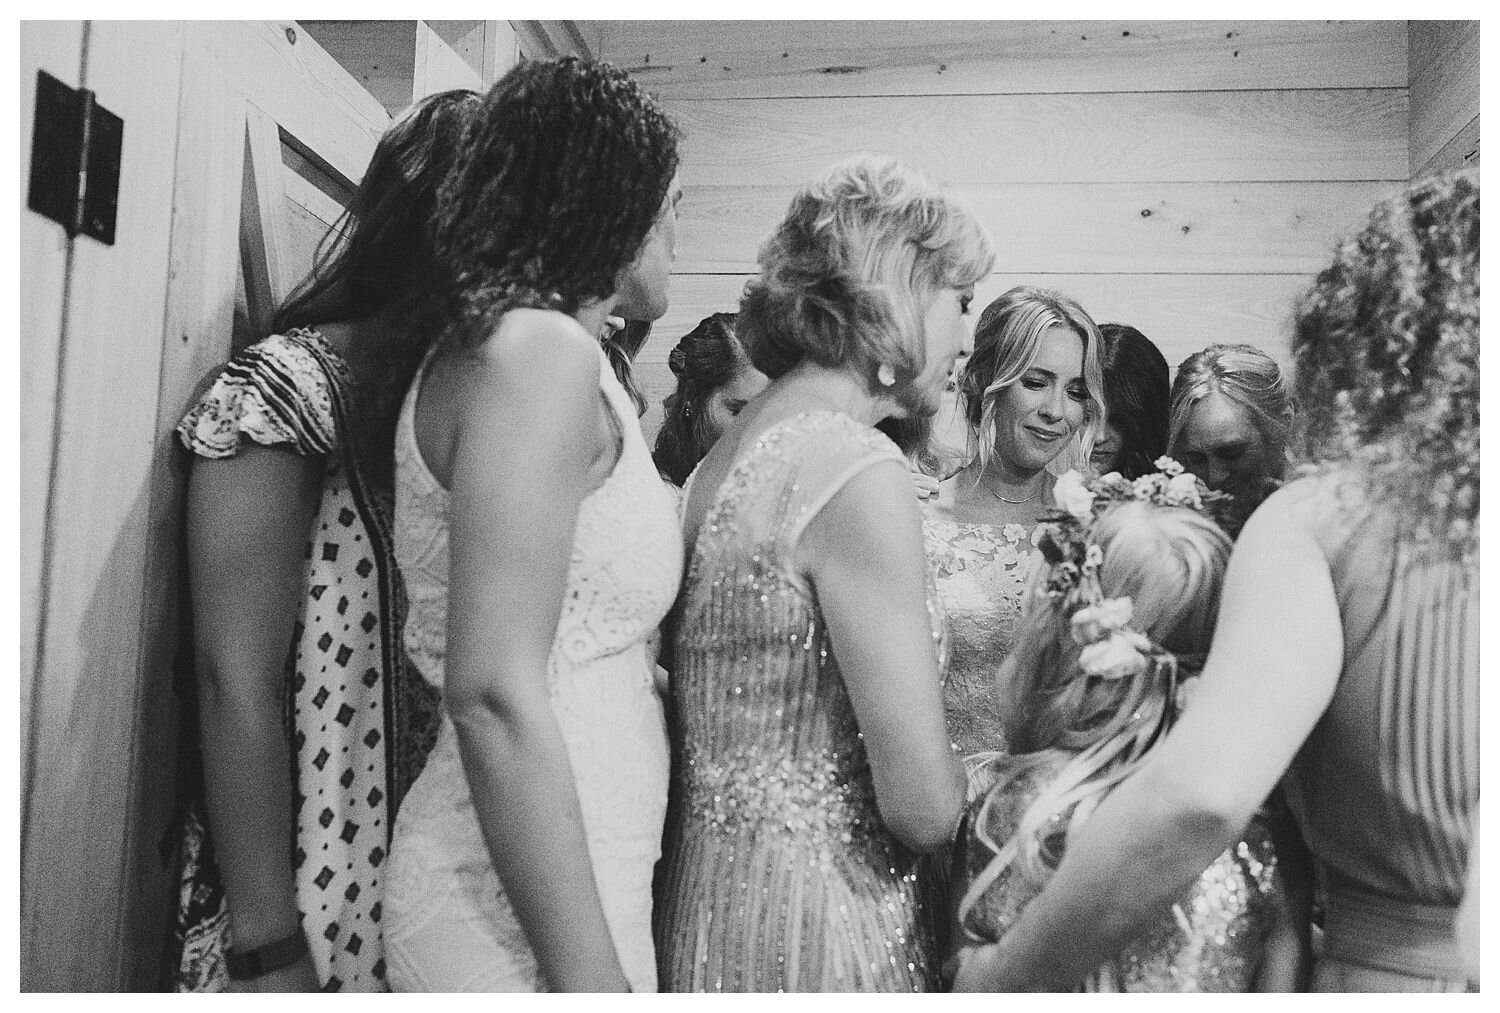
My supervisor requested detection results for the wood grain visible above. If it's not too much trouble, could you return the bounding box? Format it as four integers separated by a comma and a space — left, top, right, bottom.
590, 20, 1406, 99
668, 89, 1408, 186
21, 20, 186, 991
1407, 20, 1479, 176
241, 102, 297, 333
676, 180, 1396, 275
182, 21, 388, 187
1415, 114, 1480, 179
19, 20, 83, 803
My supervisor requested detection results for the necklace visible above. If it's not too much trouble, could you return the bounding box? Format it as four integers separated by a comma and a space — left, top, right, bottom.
986, 478, 1045, 505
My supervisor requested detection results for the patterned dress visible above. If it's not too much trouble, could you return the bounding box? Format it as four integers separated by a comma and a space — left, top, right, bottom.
956, 751, 1282, 991
383, 347, 682, 992
922, 514, 1041, 756
171, 328, 441, 991
654, 412, 948, 992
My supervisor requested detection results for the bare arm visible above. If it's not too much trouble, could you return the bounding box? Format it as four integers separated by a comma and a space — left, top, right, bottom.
186, 446, 324, 990
440, 313, 629, 991
800, 460, 966, 853
954, 485, 1343, 990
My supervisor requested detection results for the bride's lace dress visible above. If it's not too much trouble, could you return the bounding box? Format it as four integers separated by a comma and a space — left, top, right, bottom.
383, 347, 682, 991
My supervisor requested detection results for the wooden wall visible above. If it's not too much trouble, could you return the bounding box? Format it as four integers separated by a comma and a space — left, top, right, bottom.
1408, 20, 1480, 177
585, 20, 1412, 445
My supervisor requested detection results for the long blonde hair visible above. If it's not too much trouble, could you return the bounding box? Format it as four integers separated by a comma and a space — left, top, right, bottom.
958, 499, 1230, 928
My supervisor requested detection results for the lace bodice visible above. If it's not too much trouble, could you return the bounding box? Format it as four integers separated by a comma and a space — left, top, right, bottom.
923, 514, 1042, 755
385, 344, 681, 992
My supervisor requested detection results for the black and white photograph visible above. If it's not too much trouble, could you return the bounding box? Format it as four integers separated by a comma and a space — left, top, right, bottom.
16, 15, 1481, 994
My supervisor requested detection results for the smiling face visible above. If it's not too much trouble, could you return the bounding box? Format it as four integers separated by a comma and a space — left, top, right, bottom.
613, 174, 682, 322
991, 324, 1088, 473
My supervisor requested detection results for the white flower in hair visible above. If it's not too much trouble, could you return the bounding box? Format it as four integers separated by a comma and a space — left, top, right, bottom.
1070, 596, 1134, 645
1079, 629, 1152, 680
1166, 472, 1204, 509
1054, 470, 1096, 521
1154, 456, 1185, 477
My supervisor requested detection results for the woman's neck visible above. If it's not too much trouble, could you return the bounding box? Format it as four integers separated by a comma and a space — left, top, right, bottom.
965, 454, 1049, 501
754, 361, 895, 427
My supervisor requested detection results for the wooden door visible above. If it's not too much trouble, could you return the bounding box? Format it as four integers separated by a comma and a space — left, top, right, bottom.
19, 20, 390, 991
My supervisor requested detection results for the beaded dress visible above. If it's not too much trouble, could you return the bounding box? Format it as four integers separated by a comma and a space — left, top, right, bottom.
922, 511, 1041, 755
383, 347, 682, 991
654, 412, 946, 992
957, 752, 1282, 991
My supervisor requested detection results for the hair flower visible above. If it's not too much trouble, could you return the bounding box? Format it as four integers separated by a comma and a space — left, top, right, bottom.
1154, 456, 1185, 477
1079, 629, 1152, 680
1070, 596, 1134, 645
1054, 470, 1096, 521
1165, 472, 1204, 509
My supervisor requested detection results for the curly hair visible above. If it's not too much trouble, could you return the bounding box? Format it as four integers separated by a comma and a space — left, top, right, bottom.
430, 57, 681, 347
1096, 323, 1170, 480
1291, 169, 1478, 556
273, 88, 482, 489
1168, 343, 1293, 463
738, 154, 994, 393
959, 499, 1230, 918
957, 285, 1106, 476
652, 313, 753, 485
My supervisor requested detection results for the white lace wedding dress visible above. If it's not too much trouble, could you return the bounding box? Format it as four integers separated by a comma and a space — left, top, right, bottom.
383, 346, 682, 991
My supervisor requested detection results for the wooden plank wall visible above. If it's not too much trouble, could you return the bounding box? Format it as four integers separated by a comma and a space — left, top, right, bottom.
586, 20, 1411, 445
1408, 20, 1480, 177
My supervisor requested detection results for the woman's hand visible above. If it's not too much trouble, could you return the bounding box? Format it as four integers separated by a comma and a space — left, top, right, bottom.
226, 952, 321, 993
909, 468, 939, 500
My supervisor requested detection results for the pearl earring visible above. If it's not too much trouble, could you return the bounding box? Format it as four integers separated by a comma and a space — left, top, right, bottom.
876, 363, 897, 388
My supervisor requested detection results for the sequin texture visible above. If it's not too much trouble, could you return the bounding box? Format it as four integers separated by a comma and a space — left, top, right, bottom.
655, 413, 944, 992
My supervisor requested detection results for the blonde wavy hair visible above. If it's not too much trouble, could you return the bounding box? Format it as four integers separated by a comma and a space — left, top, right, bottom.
956, 286, 1106, 477
958, 499, 1230, 927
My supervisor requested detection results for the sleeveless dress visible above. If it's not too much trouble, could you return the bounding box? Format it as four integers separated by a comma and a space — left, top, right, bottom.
956, 752, 1282, 991
171, 328, 441, 992
383, 346, 682, 991
654, 411, 948, 992
1287, 492, 1478, 991
921, 512, 1041, 756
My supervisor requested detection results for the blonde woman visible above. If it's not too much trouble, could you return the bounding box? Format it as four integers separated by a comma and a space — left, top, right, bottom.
654, 155, 992, 991
951, 467, 1302, 990
922, 287, 1106, 755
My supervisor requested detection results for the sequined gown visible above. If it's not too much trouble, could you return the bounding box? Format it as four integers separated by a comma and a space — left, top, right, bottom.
384, 348, 682, 991
922, 513, 1041, 755
655, 412, 945, 992
957, 752, 1281, 991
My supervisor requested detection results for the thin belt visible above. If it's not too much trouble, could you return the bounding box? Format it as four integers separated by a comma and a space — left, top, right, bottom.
1321, 881, 1464, 981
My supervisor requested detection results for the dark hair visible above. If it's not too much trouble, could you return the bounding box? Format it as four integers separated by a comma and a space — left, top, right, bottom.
272, 88, 483, 490
652, 313, 751, 485
603, 319, 652, 417
431, 57, 681, 347
1096, 323, 1170, 479
1292, 168, 1478, 555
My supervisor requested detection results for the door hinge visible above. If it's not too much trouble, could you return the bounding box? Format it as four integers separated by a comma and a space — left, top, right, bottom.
27, 69, 124, 245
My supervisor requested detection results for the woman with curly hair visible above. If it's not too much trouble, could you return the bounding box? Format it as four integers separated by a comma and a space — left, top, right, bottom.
652, 312, 768, 486
951, 468, 1303, 990
173, 89, 480, 992
1090, 323, 1170, 480
381, 58, 683, 992
653, 154, 991, 991
953, 170, 1479, 993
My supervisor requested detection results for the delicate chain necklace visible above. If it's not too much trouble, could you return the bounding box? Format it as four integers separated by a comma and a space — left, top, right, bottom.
986, 478, 1045, 505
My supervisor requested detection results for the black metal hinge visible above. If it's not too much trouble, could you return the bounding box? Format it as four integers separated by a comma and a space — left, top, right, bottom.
27, 69, 124, 245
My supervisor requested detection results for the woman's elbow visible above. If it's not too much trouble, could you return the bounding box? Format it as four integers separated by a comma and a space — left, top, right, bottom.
1148, 764, 1254, 849
879, 771, 966, 854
